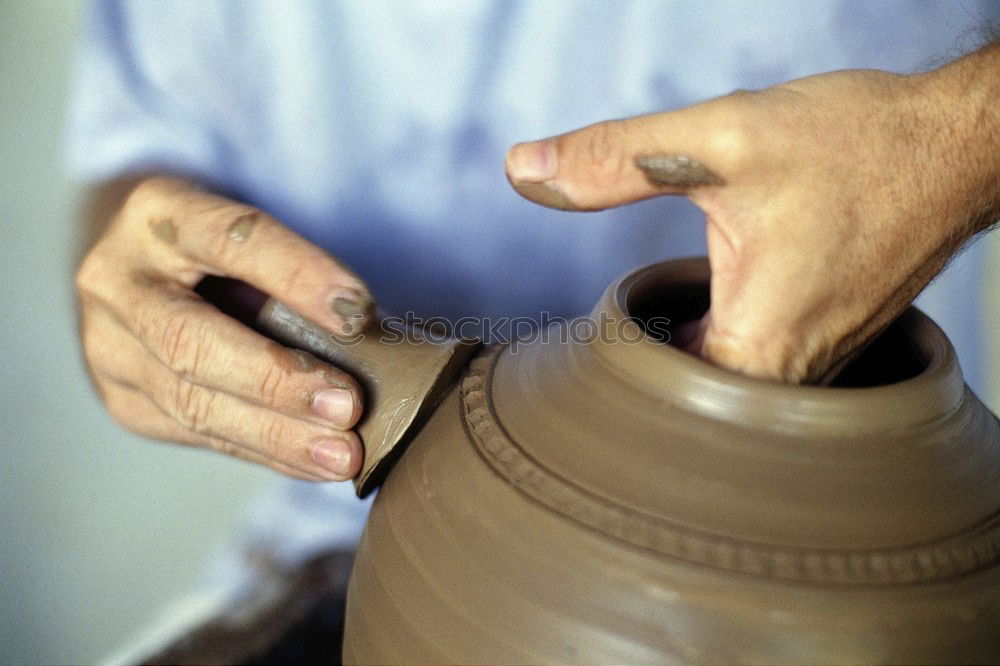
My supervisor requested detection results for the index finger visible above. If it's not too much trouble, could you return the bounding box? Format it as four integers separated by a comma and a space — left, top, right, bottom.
134, 177, 372, 336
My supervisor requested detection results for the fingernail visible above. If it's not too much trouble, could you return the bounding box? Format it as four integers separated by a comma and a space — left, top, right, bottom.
331, 288, 373, 336
505, 141, 573, 209
311, 438, 353, 477
506, 139, 557, 183
312, 388, 354, 427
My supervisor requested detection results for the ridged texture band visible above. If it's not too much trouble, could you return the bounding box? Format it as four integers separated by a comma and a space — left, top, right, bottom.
463, 345, 1000, 586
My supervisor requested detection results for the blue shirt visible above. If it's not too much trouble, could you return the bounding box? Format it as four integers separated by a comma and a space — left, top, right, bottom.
67, 0, 996, 563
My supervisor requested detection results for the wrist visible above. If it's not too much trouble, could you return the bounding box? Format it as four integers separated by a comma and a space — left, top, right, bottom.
909, 42, 1000, 238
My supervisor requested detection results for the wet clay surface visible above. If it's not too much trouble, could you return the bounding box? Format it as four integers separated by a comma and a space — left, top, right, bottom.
341, 257, 1000, 664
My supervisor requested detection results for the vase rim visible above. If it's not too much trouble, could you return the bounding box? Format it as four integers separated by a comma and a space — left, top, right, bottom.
589, 257, 966, 438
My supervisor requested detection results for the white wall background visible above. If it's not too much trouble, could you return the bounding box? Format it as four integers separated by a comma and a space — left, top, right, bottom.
0, 4, 272, 664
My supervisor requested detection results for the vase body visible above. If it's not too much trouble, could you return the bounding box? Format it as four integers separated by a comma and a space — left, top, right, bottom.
343, 258, 1000, 664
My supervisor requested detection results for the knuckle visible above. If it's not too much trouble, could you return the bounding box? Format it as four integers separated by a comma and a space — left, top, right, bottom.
705, 121, 751, 173
206, 436, 241, 459
127, 177, 164, 204
157, 307, 212, 377
257, 361, 290, 407
123, 177, 172, 223
257, 416, 291, 460
128, 176, 180, 211
703, 91, 764, 170
580, 120, 628, 173
171, 378, 215, 433
276, 253, 331, 296
278, 259, 311, 295
75, 252, 111, 303
74, 255, 98, 297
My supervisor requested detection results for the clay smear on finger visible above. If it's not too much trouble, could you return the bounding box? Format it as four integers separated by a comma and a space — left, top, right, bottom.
290, 348, 320, 371
149, 216, 178, 244
636, 154, 725, 187
331, 289, 375, 336
227, 212, 260, 243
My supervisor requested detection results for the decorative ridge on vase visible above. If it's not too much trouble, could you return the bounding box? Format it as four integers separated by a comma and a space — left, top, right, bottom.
462, 345, 1000, 586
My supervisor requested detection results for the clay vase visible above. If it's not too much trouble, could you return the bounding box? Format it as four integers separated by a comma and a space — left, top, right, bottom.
340, 258, 1000, 664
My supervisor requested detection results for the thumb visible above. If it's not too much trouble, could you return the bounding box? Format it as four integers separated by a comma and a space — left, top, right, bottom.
505, 107, 732, 211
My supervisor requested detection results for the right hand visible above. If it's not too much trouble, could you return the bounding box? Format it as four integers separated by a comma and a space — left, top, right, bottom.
506, 65, 999, 383
76, 176, 372, 481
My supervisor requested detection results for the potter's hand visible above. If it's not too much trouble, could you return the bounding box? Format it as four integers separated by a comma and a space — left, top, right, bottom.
506, 45, 1000, 383
76, 176, 371, 480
